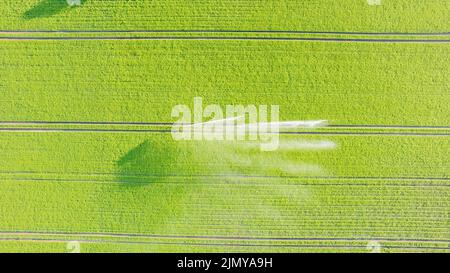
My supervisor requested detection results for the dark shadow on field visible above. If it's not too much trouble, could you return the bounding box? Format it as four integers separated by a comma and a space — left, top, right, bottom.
96, 139, 193, 234
23, 0, 86, 20
117, 140, 173, 186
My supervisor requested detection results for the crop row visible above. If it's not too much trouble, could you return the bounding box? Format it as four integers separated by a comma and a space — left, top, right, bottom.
0, 40, 448, 125
0, 132, 448, 179
1, 0, 448, 32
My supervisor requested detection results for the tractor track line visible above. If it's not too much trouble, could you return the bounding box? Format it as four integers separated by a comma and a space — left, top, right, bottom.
0, 30, 449, 36
1, 171, 449, 181
2, 170, 449, 181
2, 176, 449, 187
0, 36, 449, 43
1, 238, 448, 251
1, 121, 450, 129
0, 231, 448, 244
0, 238, 450, 251
0, 127, 449, 136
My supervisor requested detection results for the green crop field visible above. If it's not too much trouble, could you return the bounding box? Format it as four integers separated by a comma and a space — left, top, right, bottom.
1, 0, 449, 32
0, 0, 449, 254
